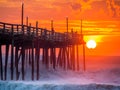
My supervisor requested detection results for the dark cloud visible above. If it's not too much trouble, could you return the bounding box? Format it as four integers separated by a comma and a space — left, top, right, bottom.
52, 1, 82, 11
106, 0, 120, 17
71, 3, 81, 11
52, 1, 71, 7
6, 0, 22, 2
6, 0, 34, 2
88, 0, 109, 17
83, 0, 89, 2
114, 0, 120, 6
88, 0, 120, 18
91, 1, 108, 10
110, 1, 116, 17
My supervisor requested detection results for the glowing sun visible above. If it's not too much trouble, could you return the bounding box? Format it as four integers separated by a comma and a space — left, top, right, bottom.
86, 40, 96, 49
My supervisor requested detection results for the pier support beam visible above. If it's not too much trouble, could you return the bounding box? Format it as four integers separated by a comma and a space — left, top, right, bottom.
45, 48, 49, 69
36, 48, 40, 80
31, 42, 34, 80
57, 48, 61, 67
36, 41, 40, 80
50, 48, 56, 69
15, 46, 19, 80
76, 45, 79, 71
11, 40, 14, 80
29, 49, 31, 65
4, 44, 10, 80
21, 46, 25, 80
0, 45, 3, 80
53, 48, 56, 69
63, 47, 66, 70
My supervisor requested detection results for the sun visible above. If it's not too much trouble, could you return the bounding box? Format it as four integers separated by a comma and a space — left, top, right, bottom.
86, 40, 96, 49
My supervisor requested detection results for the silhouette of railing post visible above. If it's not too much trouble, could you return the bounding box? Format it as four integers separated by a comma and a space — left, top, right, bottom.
16, 25, 19, 34
36, 21, 38, 36
29, 23, 31, 35
26, 17, 28, 26
3, 23, 5, 33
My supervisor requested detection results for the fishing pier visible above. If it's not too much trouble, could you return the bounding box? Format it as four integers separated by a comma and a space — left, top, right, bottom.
0, 21, 84, 80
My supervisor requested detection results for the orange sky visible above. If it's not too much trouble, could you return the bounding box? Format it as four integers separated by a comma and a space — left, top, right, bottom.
0, 0, 120, 56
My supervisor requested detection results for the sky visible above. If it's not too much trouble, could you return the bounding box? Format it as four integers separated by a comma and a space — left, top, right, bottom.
0, 0, 120, 56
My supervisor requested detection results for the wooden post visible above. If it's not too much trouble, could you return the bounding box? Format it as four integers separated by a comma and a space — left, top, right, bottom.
63, 47, 66, 70
10, 24, 14, 80
28, 23, 31, 35
68, 46, 72, 69
17, 25, 19, 34
11, 40, 14, 80
36, 48, 40, 80
36, 21, 38, 36
59, 48, 63, 67
53, 48, 56, 69
58, 48, 62, 68
81, 19, 86, 71
35, 24, 40, 80
70, 46, 74, 70
83, 42, 86, 71
4, 44, 9, 80
50, 48, 53, 65
60, 48, 63, 68
42, 48, 45, 64
26, 17, 28, 26
3, 23, 5, 33
45, 48, 49, 69
51, 20, 54, 31
15, 47, 19, 80
31, 42, 34, 80
69, 46, 72, 69
21, 3, 24, 34
21, 46, 25, 80
25, 49, 28, 71
66, 17, 68, 33
29, 49, 31, 65
0, 45, 3, 80
73, 45, 75, 71
76, 44, 79, 71
65, 46, 70, 70
21, 3, 24, 25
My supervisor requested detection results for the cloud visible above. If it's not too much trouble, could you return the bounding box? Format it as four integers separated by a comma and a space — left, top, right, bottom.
69, 0, 92, 13
114, 0, 120, 6
71, 3, 82, 11
106, 0, 120, 17
0, 0, 120, 23
83, 0, 89, 2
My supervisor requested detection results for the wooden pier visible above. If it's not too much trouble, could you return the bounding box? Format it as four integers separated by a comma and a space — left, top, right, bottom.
0, 21, 84, 80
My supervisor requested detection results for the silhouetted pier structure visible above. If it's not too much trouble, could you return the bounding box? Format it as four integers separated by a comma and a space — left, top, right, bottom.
0, 21, 84, 80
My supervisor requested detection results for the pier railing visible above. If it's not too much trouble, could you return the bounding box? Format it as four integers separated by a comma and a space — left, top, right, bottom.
0, 22, 82, 43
